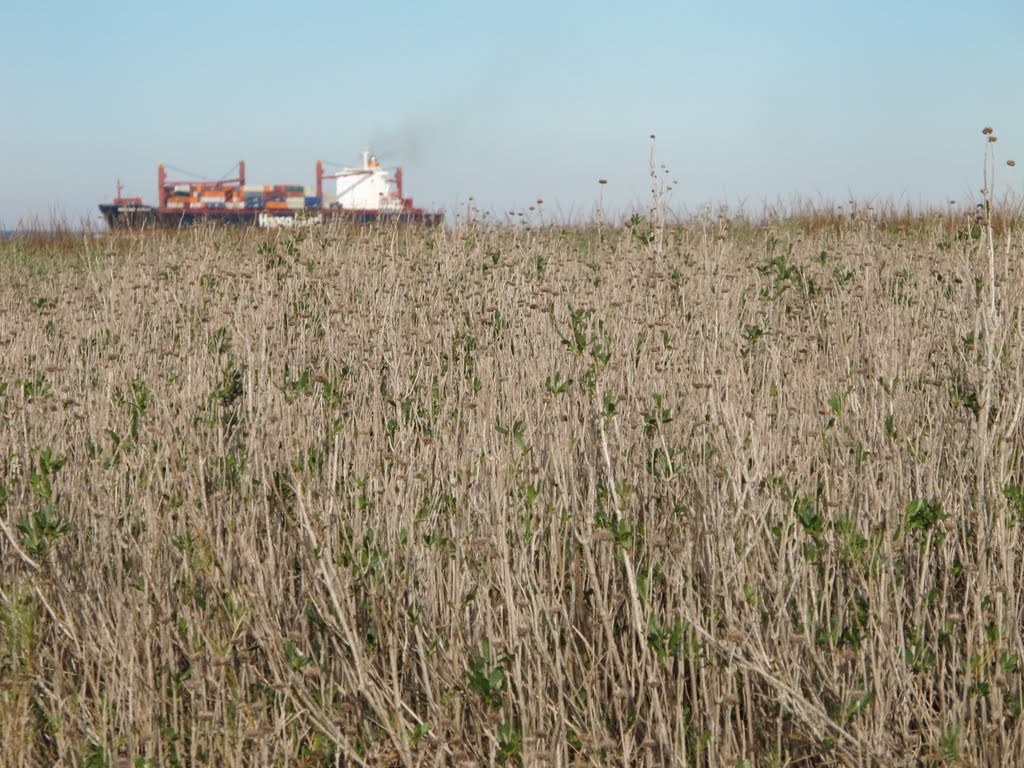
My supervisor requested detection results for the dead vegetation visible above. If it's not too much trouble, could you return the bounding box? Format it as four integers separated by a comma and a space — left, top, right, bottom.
1, 211, 1023, 766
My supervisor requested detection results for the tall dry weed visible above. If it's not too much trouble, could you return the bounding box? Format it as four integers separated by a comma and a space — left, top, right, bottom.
0, 212, 1022, 766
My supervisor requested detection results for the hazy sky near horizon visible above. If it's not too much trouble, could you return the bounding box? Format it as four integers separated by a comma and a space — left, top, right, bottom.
2, 0, 1022, 227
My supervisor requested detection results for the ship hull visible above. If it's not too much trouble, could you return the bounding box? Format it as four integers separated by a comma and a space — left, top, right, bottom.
99, 204, 442, 230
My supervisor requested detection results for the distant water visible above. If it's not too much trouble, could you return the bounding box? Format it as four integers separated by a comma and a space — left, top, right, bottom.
1, 229, 94, 239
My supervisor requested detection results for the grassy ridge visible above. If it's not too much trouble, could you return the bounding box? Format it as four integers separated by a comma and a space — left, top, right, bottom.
1, 215, 1023, 766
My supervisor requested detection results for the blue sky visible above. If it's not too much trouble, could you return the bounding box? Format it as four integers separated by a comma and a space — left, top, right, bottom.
2, 0, 1022, 227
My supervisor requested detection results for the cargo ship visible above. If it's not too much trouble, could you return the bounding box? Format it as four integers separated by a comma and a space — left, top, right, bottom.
99, 150, 443, 229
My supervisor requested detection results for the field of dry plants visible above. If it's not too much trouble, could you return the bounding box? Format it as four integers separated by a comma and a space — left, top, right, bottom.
1, 205, 1023, 766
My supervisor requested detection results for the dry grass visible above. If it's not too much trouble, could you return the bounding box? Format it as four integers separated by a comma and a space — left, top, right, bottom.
1, 213, 1023, 766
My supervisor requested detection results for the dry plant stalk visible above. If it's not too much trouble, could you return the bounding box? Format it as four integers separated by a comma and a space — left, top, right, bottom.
0, 210, 1023, 766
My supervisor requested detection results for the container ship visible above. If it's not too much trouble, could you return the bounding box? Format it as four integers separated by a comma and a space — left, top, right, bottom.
99, 149, 443, 229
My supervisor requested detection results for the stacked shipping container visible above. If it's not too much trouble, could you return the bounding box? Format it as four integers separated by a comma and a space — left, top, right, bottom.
166, 183, 195, 209
261, 185, 304, 210
167, 184, 249, 209
166, 184, 316, 210
235, 184, 316, 210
